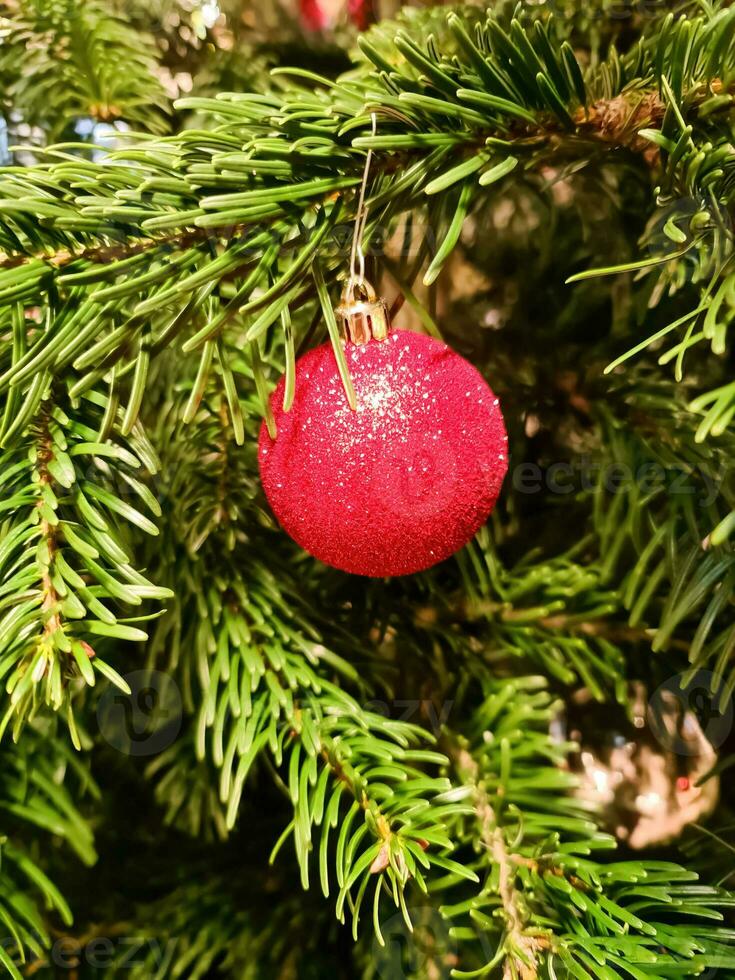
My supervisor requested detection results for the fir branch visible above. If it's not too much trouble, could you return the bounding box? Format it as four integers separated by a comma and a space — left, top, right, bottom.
0, 725, 97, 975
0, 0, 170, 138
0, 386, 172, 740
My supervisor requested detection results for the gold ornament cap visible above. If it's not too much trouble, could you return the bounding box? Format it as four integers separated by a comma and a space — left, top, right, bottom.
336, 277, 390, 345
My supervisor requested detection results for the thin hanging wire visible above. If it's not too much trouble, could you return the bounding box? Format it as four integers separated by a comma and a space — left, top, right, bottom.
348, 112, 377, 289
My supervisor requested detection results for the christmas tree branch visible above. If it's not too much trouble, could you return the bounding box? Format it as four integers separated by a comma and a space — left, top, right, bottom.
0, 0, 169, 138
0, 385, 171, 741
0, 725, 97, 975
0, 3, 731, 433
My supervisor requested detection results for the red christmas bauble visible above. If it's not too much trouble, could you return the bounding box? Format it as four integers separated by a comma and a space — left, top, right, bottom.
298, 0, 374, 31
258, 329, 507, 577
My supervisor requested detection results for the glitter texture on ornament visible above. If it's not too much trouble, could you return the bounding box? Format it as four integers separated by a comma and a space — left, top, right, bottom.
259, 329, 508, 576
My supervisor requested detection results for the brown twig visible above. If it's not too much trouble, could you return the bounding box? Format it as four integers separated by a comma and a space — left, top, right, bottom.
454, 748, 550, 980
35, 406, 62, 646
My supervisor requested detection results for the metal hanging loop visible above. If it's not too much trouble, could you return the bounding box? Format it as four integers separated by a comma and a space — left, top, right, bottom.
338, 112, 391, 345
336, 276, 390, 345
